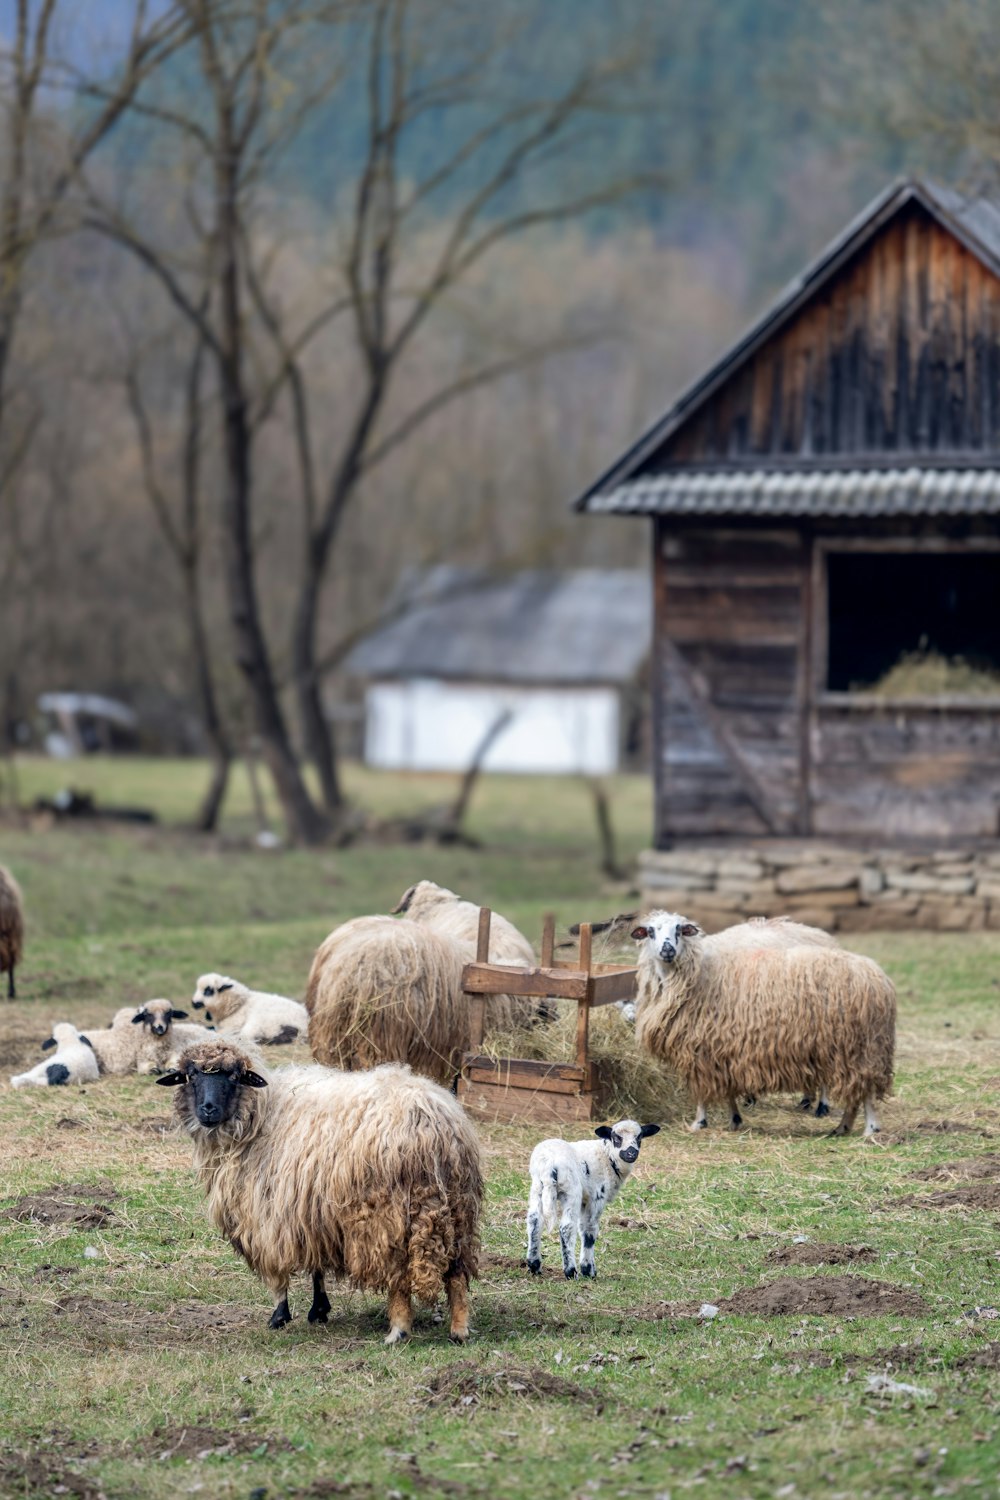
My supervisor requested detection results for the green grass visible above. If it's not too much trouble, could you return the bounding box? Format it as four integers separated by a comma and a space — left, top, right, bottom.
2, 758, 1000, 1499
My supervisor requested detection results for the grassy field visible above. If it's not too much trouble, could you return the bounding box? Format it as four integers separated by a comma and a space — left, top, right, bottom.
2, 757, 1000, 1500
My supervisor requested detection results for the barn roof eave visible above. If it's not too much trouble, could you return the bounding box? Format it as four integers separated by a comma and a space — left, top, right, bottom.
574, 178, 1000, 515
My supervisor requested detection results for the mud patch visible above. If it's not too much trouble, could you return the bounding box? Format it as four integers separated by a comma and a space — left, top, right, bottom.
766, 1243, 875, 1268
55, 1117, 84, 1130
144, 1302, 263, 1337
916, 1120, 987, 1136
896, 1182, 1000, 1211
417, 1361, 597, 1410
719, 1275, 927, 1318
143, 1424, 291, 1460
4, 1182, 118, 1228
0, 1454, 102, 1500
912, 1153, 1000, 1182
31, 1264, 79, 1282
481, 1252, 563, 1280
953, 1342, 1000, 1370
133, 1115, 174, 1136
783, 1344, 937, 1371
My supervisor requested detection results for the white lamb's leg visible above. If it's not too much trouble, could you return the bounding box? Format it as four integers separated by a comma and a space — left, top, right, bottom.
526, 1177, 544, 1275
688, 1102, 708, 1132
558, 1184, 582, 1279
579, 1201, 603, 1280
863, 1097, 881, 1136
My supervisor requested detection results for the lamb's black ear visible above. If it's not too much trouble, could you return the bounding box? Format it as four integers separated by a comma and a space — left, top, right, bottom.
204, 1011, 213, 1022
218, 982, 233, 993
594, 1125, 613, 1140
241, 1070, 268, 1089
191, 999, 205, 1009
171, 1010, 188, 1020
41, 1037, 56, 1051
131, 1012, 147, 1024
391, 884, 416, 914
80, 1035, 94, 1050
639, 1123, 661, 1138
630, 925, 651, 941
679, 923, 702, 938
156, 1071, 187, 1087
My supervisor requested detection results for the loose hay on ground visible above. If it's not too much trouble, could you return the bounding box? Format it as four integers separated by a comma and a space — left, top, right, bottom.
416, 1360, 597, 1410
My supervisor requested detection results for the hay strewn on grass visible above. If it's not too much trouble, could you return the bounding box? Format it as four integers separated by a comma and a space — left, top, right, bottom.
480, 1001, 687, 1123
859, 649, 1000, 698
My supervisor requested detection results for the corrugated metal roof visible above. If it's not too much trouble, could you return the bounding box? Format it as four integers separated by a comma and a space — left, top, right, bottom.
346, 567, 651, 684
587, 467, 1000, 517
576, 178, 1000, 515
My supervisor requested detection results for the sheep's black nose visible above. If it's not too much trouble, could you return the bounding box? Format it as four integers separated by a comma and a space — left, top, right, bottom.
620, 1147, 638, 1163
659, 942, 676, 962
198, 1105, 221, 1125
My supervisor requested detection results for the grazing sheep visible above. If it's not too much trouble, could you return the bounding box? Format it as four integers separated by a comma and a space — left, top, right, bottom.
526, 1120, 660, 1279
158, 1038, 483, 1344
631, 912, 895, 1136
0, 865, 25, 1000
191, 974, 308, 1045
393, 880, 543, 1023
82, 1001, 212, 1076
306, 916, 469, 1083
11, 1023, 99, 1088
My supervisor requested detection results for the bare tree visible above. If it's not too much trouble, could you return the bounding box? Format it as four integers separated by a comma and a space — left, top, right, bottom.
83, 0, 660, 842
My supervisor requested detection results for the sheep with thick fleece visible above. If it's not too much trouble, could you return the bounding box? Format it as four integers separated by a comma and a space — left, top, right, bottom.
11, 1023, 99, 1088
0, 864, 25, 999
306, 916, 470, 1083
191, 974, 308, 1045
631, 911, 895, 1136
526, 1120, 660, 1279
82, 1001, 212, 1076
158, 1038, 483, 1344
393, 880, 543, 1023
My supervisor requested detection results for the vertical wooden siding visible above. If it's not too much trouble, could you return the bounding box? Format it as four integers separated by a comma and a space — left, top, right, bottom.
655, 203, 1000, 464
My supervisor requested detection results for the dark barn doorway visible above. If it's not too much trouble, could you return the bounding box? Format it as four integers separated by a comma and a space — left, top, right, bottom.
826, 551, 1000, 692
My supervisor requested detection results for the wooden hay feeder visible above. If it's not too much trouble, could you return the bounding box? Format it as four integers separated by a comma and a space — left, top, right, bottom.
457, 908, 638, 1124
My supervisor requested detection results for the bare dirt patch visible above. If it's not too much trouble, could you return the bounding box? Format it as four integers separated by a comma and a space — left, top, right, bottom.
0, 1452, 102, 1500
912, 1153, 1000, 1182
417, 1360, 597, 1411
4, 1182, 118, 1228
766, 1243, 875, 1267
896, 1182, 1000, 1210
916, 1120, 991, 1136
481, 1252, 563, 1280
953, 1342, 1000, 1370
47, 1294, 263, 1341
142, 1424, 291, 1460
636, 1275, 926, 1320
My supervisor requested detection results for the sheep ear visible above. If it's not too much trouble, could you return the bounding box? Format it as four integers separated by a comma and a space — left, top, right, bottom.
241, 1070, 268, 1089
594, 1125, 613, 1140
131, 1012, 147, 1024
156, 1071, 187, 1087
639, 1123, 661, 1138
218, 983, 233, 993
41, 1037, 56, 1051
171, 1010, 188, 1020
391, 884, 416, 914
679, 923, 701, 938
630, 925, 650, 941
191, 999, 204, 1009
80, 1035, 94, 1050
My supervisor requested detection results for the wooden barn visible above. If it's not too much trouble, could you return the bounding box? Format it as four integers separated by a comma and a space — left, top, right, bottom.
578, 179, 1000, 849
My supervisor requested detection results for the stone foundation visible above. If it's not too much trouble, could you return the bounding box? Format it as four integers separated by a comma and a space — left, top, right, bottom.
639, 842, 1000, 932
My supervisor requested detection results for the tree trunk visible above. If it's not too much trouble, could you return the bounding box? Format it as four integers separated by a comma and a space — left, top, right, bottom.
184, 561, 231, 834
292, 560, 343, 816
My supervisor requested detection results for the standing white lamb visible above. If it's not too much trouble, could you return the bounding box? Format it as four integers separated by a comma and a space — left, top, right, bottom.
191, 974, 308, 1044
10, 1023, 100, 1088
631, 911, 895, 1136
526, 1119, 660, 1279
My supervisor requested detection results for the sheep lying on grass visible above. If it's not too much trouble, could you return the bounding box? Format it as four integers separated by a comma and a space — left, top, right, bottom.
158, 1038, 483, 1344
82, 1001, 212, 1076
191, 974, 308, 1045
631, 911, 896, 1136
11, 1023, 99, 1088
0, 864, 25, 1000
527, 1119, 660, 1279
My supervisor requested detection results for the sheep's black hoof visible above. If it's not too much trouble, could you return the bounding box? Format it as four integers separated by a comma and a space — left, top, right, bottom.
527, 1258, 541, 1276
689, 1119, 708, 1132
815, 1101, 830, 1118
729, 1113, 742, 1130
308, 1290, 332, 1324
580, 1265, 595, 1279
268, 1299, 291, 1329
564, 1267, 577, 1279
799, 1097, 812, 1111
448, 1331, 470, 1345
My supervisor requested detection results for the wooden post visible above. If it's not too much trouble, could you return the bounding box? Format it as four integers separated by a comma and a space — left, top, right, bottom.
540, 911, 555, 968
576, 922, 592, 1072
469, 907, 491, 1049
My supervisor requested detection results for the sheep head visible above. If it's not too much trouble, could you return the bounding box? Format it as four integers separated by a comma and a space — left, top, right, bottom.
132, 999, 188, 1037
391, 880, 457, 916
594, 1119, 660, 1166
631, 911, 702, 972
191, 973, 238, 1011
157, 1041, 267, 1130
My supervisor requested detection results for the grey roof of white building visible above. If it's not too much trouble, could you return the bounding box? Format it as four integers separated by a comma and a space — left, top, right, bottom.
346, 568, 651, 685
588, 468, 1000, 518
